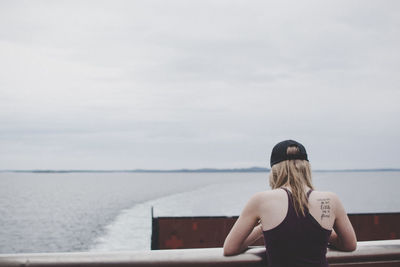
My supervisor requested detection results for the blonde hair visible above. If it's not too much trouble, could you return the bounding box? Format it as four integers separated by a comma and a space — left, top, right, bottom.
269, 146, 313, 217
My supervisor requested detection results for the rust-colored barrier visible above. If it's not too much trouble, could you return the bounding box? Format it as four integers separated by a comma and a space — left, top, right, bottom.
0, 240, 399, 267
152, 213, 400, 250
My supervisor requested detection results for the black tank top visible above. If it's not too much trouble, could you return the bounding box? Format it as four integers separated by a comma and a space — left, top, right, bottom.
263, 188, 332, 267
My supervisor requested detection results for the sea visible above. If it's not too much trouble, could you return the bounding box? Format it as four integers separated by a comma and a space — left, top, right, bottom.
0, 171, 399, 254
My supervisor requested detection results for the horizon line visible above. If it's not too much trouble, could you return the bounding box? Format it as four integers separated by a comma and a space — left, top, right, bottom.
1, 167, 400, 173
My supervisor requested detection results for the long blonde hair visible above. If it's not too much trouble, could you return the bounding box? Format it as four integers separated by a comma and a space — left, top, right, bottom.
269, 146, 313, 217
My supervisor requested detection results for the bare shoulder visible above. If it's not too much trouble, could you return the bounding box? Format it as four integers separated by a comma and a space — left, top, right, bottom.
247, 189, 287, 211
309, 190, 340, 203
250, 189, 287, 201
310, 190, 338, 199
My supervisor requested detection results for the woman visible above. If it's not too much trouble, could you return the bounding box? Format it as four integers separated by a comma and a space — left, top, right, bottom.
223, 140, 356, 266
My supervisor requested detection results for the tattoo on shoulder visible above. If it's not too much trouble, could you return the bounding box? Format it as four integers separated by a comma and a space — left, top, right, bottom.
317, 198, 330, 220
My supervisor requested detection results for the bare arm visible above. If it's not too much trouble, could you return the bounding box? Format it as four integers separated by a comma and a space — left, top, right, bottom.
223, 194, 262, 256
243, 224, 264, 248
329, 194, 357, 251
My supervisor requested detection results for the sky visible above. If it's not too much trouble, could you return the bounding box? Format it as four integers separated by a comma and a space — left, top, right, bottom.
0, 1, 399, 170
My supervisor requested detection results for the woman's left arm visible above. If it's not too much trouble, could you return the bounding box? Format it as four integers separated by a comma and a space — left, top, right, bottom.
223, 193, 263, 256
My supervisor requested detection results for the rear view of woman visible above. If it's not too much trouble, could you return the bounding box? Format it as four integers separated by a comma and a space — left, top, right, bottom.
223, 140, 356, 267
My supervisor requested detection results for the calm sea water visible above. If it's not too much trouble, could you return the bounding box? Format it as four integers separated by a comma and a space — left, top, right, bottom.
0, 171, 399, 254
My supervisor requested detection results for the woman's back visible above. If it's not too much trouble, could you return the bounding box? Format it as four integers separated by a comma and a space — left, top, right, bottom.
261, 188, 332, 267
259, 188, 336, 232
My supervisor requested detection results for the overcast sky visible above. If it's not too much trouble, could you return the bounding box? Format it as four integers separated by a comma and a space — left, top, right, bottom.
0, 1, 399, 170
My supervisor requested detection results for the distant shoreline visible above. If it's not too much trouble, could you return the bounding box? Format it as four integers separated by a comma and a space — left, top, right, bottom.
1, 167, 400, 173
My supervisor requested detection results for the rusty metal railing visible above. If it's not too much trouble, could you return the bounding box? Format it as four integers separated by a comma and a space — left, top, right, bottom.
0, 240, 399, 267
151, 213, 400, 249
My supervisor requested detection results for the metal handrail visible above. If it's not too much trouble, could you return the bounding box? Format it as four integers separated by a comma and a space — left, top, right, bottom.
0, 240, 399, 267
